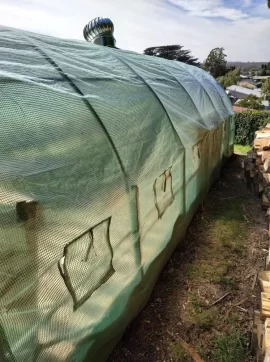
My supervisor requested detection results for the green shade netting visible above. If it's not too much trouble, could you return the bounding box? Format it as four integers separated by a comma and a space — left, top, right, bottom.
0, 26, 234, 362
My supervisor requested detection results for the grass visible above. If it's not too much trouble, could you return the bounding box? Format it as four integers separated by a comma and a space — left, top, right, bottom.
179, 195, 249, 359
185, 199, 247, 285
219, 276, 238, 290
185, 261, 230, 282
196, 308, 216, 330
234, 144, 251, 155
211, 333, 248, 362
170, 176, 252, 361
189, 294, 217, 330
170, 343, 193, 362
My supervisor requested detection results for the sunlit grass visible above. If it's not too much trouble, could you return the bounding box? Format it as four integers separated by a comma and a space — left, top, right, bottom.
234, 144, 251, 155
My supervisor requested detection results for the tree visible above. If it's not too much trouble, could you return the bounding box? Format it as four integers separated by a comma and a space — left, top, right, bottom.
217, 68, 240, 88
204, 47, 227, 78
261, 64, 267, 76
237, 95, 264, 110
260, 63, 270, 76
143, 45, 200, 66
262, 78, 270, 99
268, 0, 270, 8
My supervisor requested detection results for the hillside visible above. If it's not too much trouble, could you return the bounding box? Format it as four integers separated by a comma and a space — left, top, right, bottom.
227, 62, 265, 72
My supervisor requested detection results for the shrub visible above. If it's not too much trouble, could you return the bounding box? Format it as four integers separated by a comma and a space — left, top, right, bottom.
237, 95, 264, 110
234, 110, 270, 145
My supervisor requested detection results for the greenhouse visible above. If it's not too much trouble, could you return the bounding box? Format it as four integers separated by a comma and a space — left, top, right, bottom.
0, 26, 234, 361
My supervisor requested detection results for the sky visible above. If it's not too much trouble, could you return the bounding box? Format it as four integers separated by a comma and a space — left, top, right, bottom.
0, 0, 269, 61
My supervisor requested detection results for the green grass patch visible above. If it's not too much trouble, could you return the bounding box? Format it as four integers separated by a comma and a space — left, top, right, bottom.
185, 261, 230, 282
196, 308, 216, 330
211, 333, 248, 362
185, 198, 247, 286
218, 277, 238, 290
234, 144, 251, 155
226, 313, 240, 329
188, 294, 217, 330
190, 294, 201, 313
170, 343, 193, 362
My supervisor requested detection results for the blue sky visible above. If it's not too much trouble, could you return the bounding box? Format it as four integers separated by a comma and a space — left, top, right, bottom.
0, 0, 269, 61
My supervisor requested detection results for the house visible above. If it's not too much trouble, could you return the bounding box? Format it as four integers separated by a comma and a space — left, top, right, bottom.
237, 81, 256, 89
233, 105, 252, 112
226, 85, 269, 110
240, 74, 250, 79
253, 76, 270, 81
226, 85, 262, 101
262, 100, 270, 110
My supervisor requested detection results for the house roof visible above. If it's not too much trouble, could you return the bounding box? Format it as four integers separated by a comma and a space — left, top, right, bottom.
253, 76, 270, 80
240, 75, 250, 79
226, 85, 262, 98
233, 105, 252, 113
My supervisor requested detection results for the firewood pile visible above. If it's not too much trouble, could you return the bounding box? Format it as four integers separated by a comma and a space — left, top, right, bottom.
244, 124, 270, 361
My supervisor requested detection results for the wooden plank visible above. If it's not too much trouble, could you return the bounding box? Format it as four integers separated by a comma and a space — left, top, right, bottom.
263, 152, 270, 163
255, 310, 262, 328
259, 272, 270, 293
266, 255, 270, 271
265, 319, 270, 351
259, 174, 270, 188
255, 129, 270, 138
264, 158, 270, 173
261, 293, 270, 319
263, 194, 270, 209
265, 348, 270, 362
254, 138, 270, 150
257, 157, 263, 166
258, 317, 265, 350
265, 187, 270, 201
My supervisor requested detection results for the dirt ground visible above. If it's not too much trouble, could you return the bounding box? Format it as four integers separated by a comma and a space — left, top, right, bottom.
109, 155, 268, 362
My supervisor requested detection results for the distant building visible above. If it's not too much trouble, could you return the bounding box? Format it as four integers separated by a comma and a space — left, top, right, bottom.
262, 100, 270, 110
239, 74, 250, 79
233, 105, 252, 113
226, 85, 269, 110
253, 76, 270, 81
226, 85, 262, 100
237, 81, 256, 89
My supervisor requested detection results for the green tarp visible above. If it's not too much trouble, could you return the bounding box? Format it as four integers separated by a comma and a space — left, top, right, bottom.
0, 26, 234, 362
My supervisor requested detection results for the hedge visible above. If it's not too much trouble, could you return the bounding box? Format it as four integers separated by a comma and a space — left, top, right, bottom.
234, 110, 270, 145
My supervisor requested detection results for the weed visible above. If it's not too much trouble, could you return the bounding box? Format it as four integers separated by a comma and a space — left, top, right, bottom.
185, 261, 230, 282
222, 239, 245, 256
211, 333, 248, 362
170, 343, 193, 362
234, 144, 251, 155
196, 308, 216, 330
190, 294, 201, 313
226, 313, 240, 329
219, 277, 238, 290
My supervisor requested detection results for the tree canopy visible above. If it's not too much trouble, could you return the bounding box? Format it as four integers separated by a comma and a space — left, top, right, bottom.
261, 63, 270, 76
143, 45, 200, 66
237, 95, 264, 110
217, 68, 240, 89
204, 47, 227, 78
262, 78, 270, 100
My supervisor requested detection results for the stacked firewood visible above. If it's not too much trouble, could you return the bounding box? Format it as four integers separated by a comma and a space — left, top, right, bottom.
243, 124, 270, 361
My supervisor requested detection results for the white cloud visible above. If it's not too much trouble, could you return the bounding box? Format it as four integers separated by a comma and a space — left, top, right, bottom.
0, 0, 269, 61
167, 0, 248, 20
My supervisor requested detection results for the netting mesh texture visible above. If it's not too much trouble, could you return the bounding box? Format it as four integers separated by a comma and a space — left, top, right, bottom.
0, 26, 234, 361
